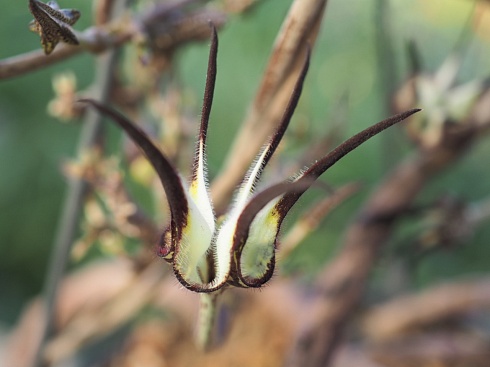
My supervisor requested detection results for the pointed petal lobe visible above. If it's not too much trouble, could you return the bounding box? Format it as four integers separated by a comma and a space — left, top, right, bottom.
276, 108, 421, 217
80, 99, 189, 247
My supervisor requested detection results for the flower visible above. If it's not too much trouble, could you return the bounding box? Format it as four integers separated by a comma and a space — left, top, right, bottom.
81, 27, 419, 293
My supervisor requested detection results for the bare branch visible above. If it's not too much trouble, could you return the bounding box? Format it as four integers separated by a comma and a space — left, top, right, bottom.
362, 277, 490, 341
31, 1, 134, 365
279, 182, 361, 259
44, 260, 165, 365
0, 45, 84, 80
369, 333, 490, 367
211, 0, 329, 212
0, 3, 226, 80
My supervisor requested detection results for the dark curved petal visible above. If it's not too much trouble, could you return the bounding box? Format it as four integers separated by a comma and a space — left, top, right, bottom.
192, 24, 217, 180
245, 48, 311, 189
80, 99, 188, 245
171, 27, 218, 290
231, 180, 314, 288
260, 47, 311, 172
230, 48, 310, 210
276, 108, 421, 217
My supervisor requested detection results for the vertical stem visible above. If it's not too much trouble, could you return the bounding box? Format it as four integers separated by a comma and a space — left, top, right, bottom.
210, 0, 328, 213
32, 1, 129, 365
374, 0, 400, 169
374, 0, 397, 112
33, 53, 117, 367
195, 292, 220, 350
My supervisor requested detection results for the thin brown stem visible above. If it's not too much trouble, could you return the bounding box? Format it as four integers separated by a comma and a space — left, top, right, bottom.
0, 2, 225, 80
362, 277, 490, 341
280, 182, 361, 259
210, 0, 328, 213
33, 55, 119, 367
31, 1, 131, 365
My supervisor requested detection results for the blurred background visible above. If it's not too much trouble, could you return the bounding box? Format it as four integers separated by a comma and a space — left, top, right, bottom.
1, 0, 490, 363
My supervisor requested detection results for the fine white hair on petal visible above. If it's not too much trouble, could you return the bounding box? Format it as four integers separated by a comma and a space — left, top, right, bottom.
210, 219, 235, 288
232, 143, 270, 213
240, 198, 281, 280
190, 141, 216, 232
174, 190, 215, 286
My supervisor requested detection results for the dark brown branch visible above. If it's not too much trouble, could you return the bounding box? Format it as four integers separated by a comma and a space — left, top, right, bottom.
258, 48, 311, 180
374, 0, 397, 113
0, 45, 85, 80
0, 3, 226, 80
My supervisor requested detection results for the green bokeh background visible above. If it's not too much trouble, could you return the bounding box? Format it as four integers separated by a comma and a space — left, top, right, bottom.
1, 0, 490, 328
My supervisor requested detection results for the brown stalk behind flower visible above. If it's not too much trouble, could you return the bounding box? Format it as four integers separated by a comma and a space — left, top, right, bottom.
43, 261, 166, 365
279, 182, 361, 259
3, 259, 167, 367
369, 332, 490, 367
211, 0, 328, 213
362, 277, 490, 342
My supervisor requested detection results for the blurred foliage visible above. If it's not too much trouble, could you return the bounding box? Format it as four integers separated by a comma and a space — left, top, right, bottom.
1, 0, 490, 328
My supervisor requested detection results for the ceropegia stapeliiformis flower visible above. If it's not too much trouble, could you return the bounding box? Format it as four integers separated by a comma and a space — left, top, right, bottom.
28, 0, 80, 55
80, 27, 420, 293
